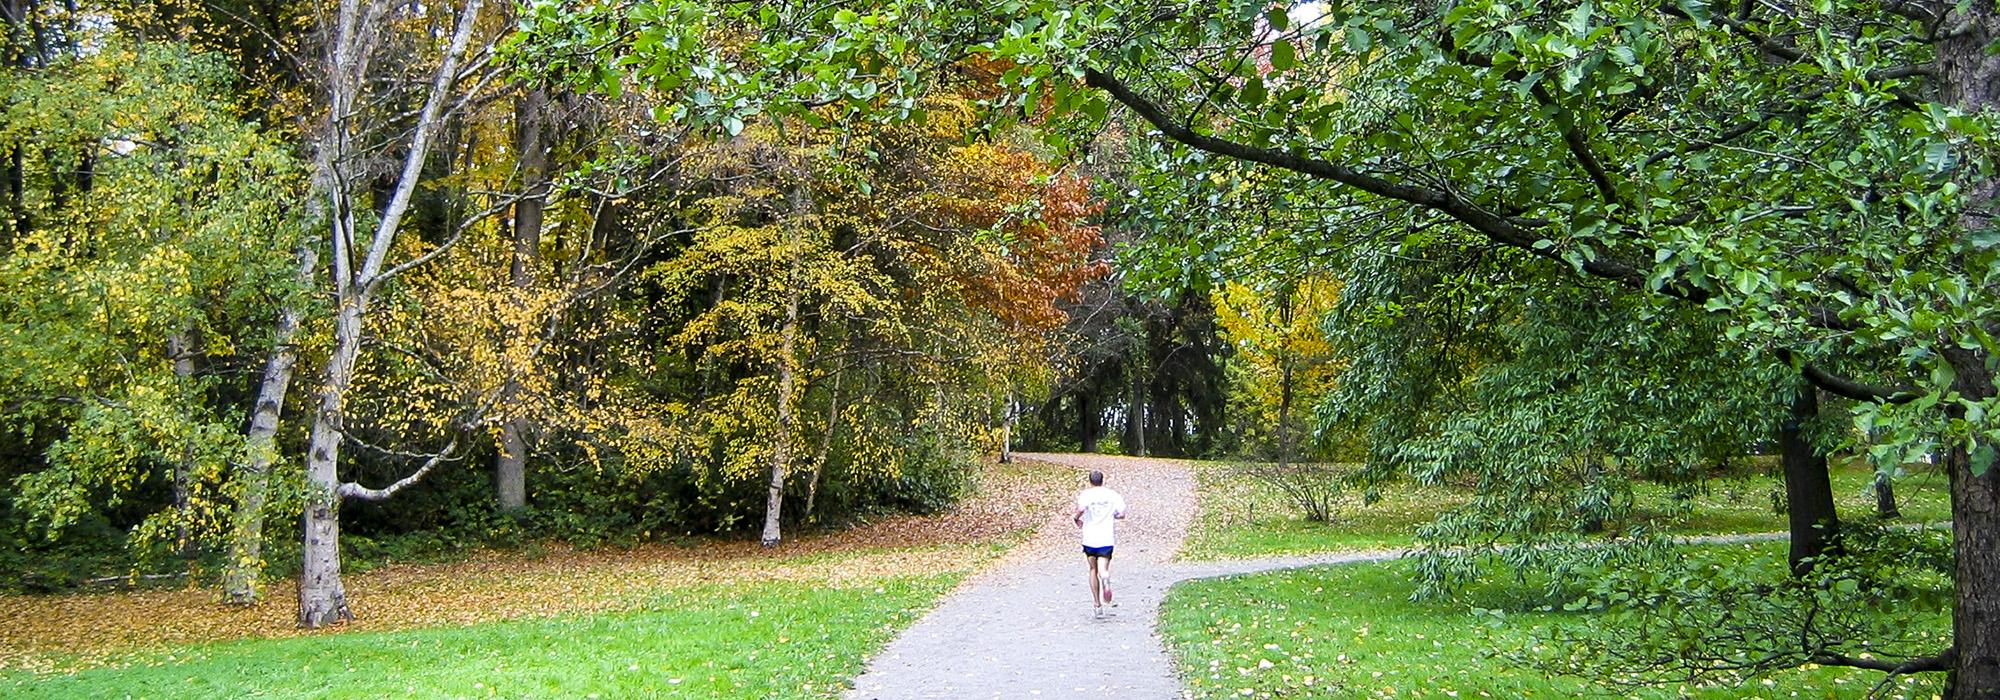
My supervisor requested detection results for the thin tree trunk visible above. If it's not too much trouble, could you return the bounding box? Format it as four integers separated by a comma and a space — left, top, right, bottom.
803, 366, 841, 521
1125, 374, 1142, 455
1579, 460, 1606, 534
1078, 393, 1098, 453
1, 0, 23, 241
999, 392, 1014, 464
297, 0, 367, 628
495, 86, 548, 512
761, 239, 802, 548
299, 296, 362, 628
167, 330, 197, 559
221, 246, 312, 605
1875, 472, 1901, 520
1277, 357, 1294, 469
1276, 286, 1295, 468
2, 145, 21, 246
1779, 383, 1839, 577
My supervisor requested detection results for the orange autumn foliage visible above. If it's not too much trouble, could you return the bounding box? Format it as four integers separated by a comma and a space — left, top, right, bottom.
913, 141, 1106, 333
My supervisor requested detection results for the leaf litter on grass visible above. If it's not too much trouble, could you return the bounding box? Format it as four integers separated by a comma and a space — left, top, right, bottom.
0, 458, 1074, 674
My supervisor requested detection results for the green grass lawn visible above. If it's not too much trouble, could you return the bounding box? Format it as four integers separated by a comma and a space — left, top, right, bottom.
3, 575, 956, 699
1184, 459, 1952, 560
1181, 465, 1461, 560
1161, 546, 1946, 700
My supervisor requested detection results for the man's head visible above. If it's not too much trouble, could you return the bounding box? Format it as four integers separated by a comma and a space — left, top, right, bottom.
1088, 471, 1104, 486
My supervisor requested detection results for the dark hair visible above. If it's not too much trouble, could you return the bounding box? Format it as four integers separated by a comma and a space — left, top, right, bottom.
1089, 471, 1104, 486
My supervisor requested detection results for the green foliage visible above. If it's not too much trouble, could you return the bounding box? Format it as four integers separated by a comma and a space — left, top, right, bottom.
4, 575, 956, 699
0, 39, 305, 557
1543, 525, 1953, 688
1392, 289, 1785, 594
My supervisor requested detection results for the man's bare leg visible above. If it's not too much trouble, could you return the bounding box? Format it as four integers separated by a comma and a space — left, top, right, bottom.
1087, 557, 1101, 607
1101, 557, 1114, 606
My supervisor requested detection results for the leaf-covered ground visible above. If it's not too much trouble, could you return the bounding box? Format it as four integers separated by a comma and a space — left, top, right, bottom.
0, 458, 1073, 676
1183, 459, 1951, 560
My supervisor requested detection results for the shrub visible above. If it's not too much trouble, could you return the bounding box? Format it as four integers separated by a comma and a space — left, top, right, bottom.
1238, 461, 1349, 523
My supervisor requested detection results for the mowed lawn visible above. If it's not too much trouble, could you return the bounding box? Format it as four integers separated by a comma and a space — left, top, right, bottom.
1169, 459, 1953, 699
1161, 552, 1945, 700
1182, 458, 1951, 560
5, 576, 952, 699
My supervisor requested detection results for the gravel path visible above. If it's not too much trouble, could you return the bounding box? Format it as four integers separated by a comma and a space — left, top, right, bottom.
843, 453, 1403, 700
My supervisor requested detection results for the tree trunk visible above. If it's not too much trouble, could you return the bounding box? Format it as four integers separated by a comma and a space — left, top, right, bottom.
496, 416, 528, 510
1277, 356, 1295, 469
495, 86, 548, 512
299, 296, 362, 628
222, 248, 311, 605
802, 367, 841, 521
1874, 472, 1901, 521
1944, 349, 2000, 698
167, 330, 197, 558
999, 392, 1014, 464
3, 146, 22, 246
1078, 393, 1098, 453
294, 0, 485, 628
1779, 383, 1838, 577
1126, 371, 1146, 457
1574, 459, 1607, 534
761, 234, 802, 548
1940, 5, 2000, 694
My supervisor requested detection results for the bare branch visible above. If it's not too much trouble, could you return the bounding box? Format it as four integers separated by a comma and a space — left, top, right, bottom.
337, 434, 464, 501
355, 0, 489, 286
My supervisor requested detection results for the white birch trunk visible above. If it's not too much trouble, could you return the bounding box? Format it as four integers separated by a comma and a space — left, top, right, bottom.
221, 246, 315, 605
761, 243, 802, 547
167, 330, 197, 558
297, 0, 487, 628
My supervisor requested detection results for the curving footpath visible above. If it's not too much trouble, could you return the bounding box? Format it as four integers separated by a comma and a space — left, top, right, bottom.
843, 453, 1404, 700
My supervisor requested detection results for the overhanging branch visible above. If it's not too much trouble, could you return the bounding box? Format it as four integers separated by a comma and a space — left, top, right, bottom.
1083, 66, 1932, 399
1777, 349, 1921, 403
1081, 67, 1706, 302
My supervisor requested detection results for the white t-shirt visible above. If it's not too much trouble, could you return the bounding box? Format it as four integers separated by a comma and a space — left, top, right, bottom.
1076, 486, 1127, 548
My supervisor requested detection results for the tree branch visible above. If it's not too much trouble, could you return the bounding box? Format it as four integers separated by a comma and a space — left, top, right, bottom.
1778, 349, 1921, 403
336, 434, 463, 501
1086, 67, 1940, 399
1081, 67, 1705, 302
1811, 649, 1952, 674
1529, 83, 1622, 208
355, 0, 488, 286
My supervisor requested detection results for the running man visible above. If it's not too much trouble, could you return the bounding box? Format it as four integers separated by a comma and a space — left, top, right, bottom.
1073, 470, 1126, 618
